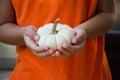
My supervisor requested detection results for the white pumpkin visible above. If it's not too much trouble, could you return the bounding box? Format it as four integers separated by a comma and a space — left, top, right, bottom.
37, 18, 75, 50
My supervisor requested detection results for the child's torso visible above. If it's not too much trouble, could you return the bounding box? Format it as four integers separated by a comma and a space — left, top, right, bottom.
10, 0, 112, 80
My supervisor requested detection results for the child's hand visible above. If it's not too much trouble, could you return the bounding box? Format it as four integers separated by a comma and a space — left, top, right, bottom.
55, 27, 87, 58
24, 25, 55, 58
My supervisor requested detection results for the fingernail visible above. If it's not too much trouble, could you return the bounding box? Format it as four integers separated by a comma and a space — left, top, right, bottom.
73, 40, 77, 44
63, 44, 67, 48
34, 35, 39, 41
55, 51, 60, 56
49, 50, 54, 54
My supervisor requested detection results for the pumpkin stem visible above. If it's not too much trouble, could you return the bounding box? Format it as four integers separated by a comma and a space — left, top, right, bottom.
52, 18, 60, 34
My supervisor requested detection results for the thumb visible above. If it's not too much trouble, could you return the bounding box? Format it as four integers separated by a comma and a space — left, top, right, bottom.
34, 34, 40, 42
24, 25, 37, 37
72, 28, 87, 44
72, 34, 80, 44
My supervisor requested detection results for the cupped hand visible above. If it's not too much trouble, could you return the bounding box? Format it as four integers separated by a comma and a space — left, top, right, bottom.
23, 25, 55, 58
55, 27, 87, 58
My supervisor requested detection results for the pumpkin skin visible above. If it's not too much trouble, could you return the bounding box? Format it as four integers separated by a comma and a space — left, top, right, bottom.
37, 23, 75, 50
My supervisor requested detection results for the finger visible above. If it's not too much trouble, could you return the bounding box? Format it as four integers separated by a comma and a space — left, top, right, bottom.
57, 46, 72, 56
55, 51, 66, 58
72, 34, 79, 44
72, 34, 83, 44
63, 44, 83, 53
37, 49, 54, 58
24, 35, 49, 52
34, 34, 40, 42
25, 26, 37, 37
72, 28, 87, 44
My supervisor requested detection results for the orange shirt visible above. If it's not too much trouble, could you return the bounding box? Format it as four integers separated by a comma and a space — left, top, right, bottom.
10, 0, 112, 80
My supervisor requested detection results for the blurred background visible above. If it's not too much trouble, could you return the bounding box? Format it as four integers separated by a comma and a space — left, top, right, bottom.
0, 0, 120, 80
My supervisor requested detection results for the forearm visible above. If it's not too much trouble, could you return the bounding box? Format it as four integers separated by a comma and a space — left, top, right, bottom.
0, 23, 26, 45
78, 12, 116, 38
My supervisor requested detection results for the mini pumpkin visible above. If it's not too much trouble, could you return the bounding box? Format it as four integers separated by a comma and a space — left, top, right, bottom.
37, 18, 75, 50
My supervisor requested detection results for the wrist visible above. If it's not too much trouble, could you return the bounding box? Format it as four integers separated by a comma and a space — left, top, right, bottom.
18, 26, 28, 45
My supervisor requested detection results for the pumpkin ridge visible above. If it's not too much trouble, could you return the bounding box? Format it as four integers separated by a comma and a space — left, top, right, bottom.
57, 33, 68, 44
45, 26, 52, 33
54, 34, 57, 50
